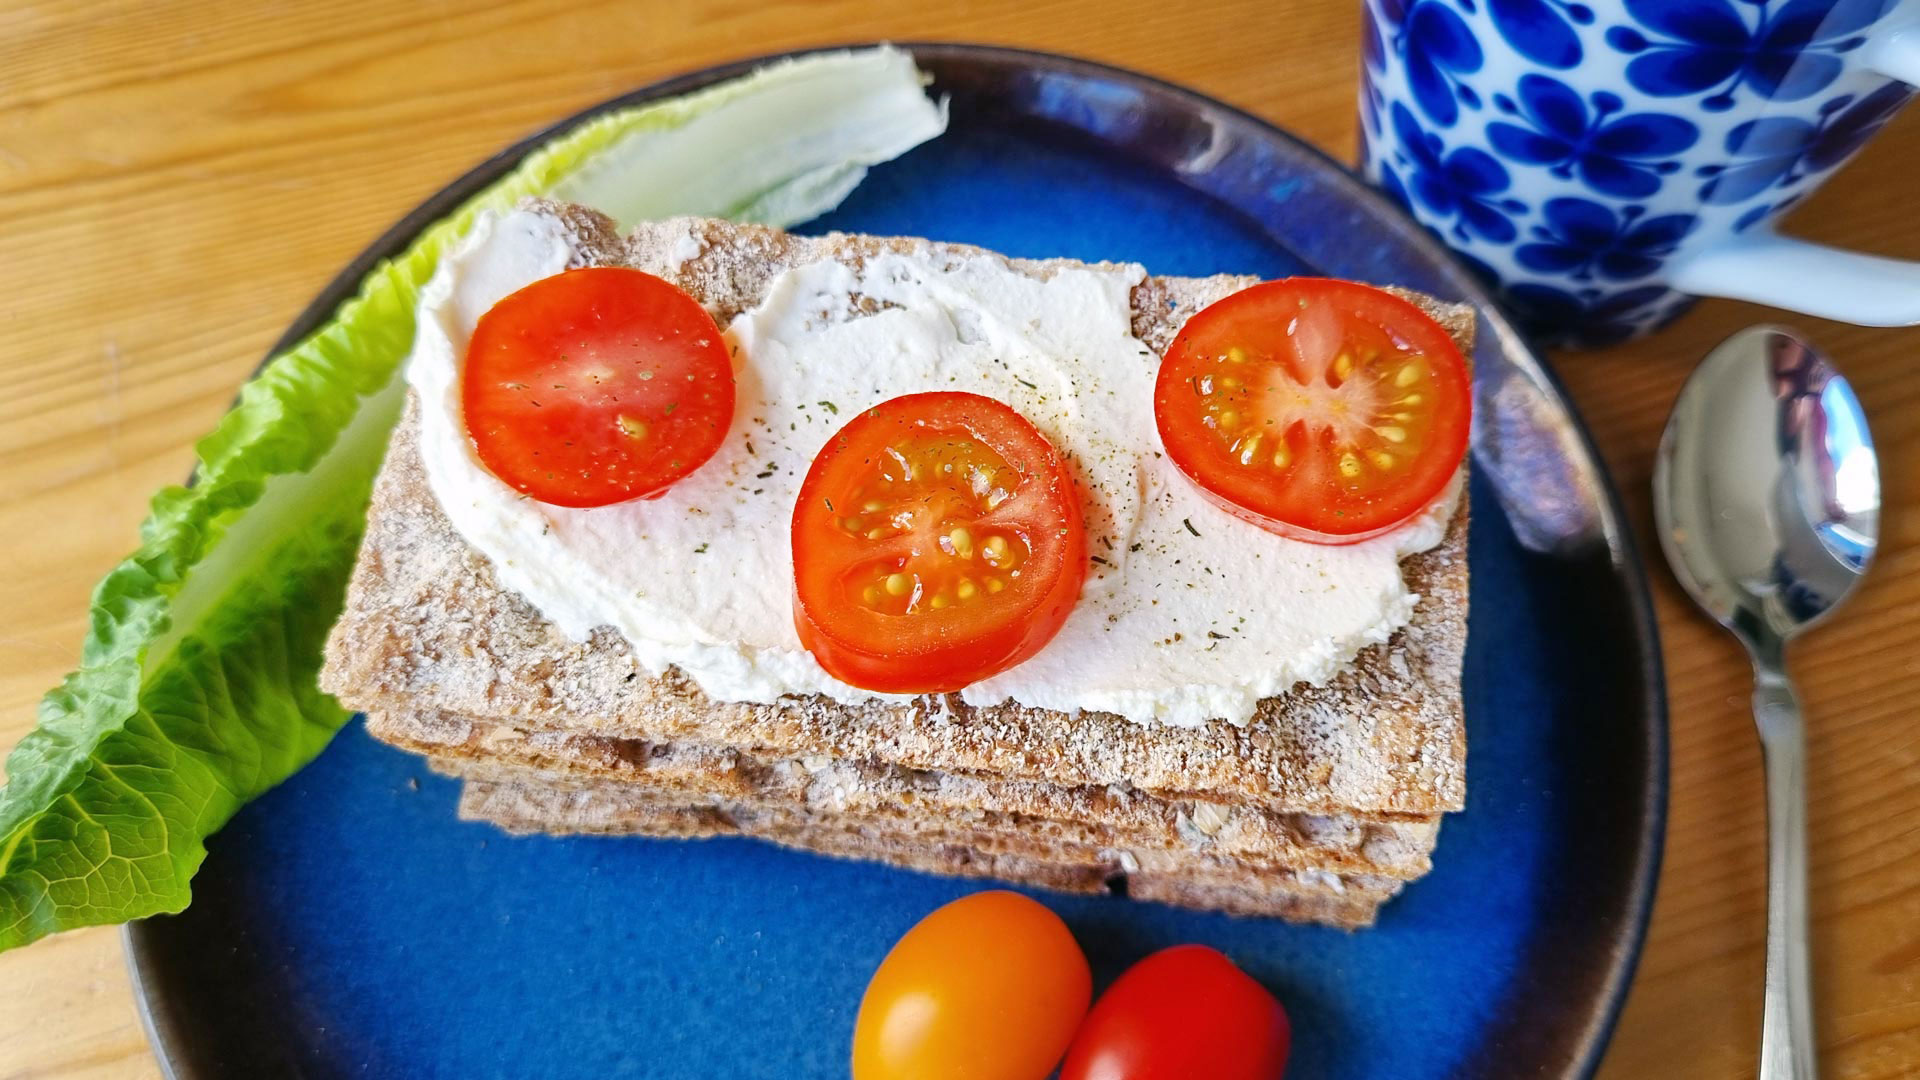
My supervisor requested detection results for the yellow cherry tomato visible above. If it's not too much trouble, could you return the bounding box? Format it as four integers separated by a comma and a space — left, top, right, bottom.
852, 891, 1091, 1080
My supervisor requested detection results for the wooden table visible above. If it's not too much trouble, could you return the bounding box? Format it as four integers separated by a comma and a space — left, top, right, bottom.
1, 1, 1915, 1076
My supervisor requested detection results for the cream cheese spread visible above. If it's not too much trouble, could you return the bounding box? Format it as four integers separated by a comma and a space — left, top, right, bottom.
406, 208, 1461, 726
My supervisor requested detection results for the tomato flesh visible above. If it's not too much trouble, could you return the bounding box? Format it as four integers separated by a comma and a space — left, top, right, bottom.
792, 392, 1086, 694
853, 891, 1091, 1080
1058, 945, 1291, 1080
463, 266, 734, 508
1154, 278, 1469, 543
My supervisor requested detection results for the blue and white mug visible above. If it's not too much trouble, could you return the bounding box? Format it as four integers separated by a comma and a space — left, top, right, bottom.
1358, 0, 1920, 345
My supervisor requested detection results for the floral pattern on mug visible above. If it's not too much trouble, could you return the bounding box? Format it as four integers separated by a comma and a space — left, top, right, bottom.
1697, 82, 1916, 203
1489, 74, 1700, 197
1392, 102, 1530, 241
1605, 0, 1901, 111
1516, 198, 1699, 280
1375, 0, 1486, 126
1477, 0, 1597, 69
1358, 0, 1913, 345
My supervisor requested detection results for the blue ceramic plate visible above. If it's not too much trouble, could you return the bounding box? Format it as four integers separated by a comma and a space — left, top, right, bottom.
126, 44, 1666, 1080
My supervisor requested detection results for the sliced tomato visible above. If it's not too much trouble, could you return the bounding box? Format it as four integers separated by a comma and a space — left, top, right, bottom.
1154, 278, 1470, 543
463, 266, 734, 508
792, 392, 1086, 694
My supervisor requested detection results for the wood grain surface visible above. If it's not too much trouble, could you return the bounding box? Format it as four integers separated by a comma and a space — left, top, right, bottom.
0, 1, 1915, 1077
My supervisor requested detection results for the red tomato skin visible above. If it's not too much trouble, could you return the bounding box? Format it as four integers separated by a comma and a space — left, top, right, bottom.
462, 266, 735, 508
1191, 480, 1446, 547
1058, 945, 1291, 1080
1152, 277, 1469, 543
791, 392, 1087, 694
792, 591, 1080, 695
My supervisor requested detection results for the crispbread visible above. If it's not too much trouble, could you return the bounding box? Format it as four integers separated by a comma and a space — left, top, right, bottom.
432, 754, 1414, 888
320, 204, 1472, 817
457, 779, 1391, 928
371, 709, 1439, 877
451, 768, 1402, 898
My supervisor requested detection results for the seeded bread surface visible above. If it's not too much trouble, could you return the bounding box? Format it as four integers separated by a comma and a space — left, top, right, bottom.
320, 202, 1473, 818
459, 779, 1393, 928
371, 709, 1440, 878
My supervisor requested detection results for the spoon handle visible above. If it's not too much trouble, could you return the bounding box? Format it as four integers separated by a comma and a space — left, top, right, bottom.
1754, 667, 1817, 1080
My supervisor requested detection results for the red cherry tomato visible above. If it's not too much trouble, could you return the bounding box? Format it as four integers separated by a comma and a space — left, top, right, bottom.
1058, 945, 1291, 1080
792, 392, 1087, 694
1154, 278, 1470, 544
463, 266, 734, 508
852, 891, 1092, 1080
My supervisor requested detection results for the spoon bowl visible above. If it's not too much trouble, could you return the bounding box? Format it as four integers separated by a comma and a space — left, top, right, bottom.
1655, 325, 1879, 648
1653, 324, 1879, 1080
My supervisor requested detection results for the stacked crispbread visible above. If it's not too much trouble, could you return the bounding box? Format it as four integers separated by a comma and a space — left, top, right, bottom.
319, 203, 1471, 929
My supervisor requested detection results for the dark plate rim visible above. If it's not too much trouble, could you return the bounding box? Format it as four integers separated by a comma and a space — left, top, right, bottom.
125, 41, 1669, 1080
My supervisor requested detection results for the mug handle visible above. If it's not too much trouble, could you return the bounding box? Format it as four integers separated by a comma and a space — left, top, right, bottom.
1669, 26, 1920, 327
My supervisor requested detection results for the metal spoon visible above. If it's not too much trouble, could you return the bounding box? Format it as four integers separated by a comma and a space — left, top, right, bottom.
1653, 325, 1880, 1080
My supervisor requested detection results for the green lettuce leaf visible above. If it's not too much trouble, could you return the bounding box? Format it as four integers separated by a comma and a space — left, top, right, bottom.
0, 46, 944, 951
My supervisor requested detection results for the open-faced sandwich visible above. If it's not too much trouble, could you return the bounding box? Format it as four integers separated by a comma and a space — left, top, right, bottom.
319, 198, 1472, 928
